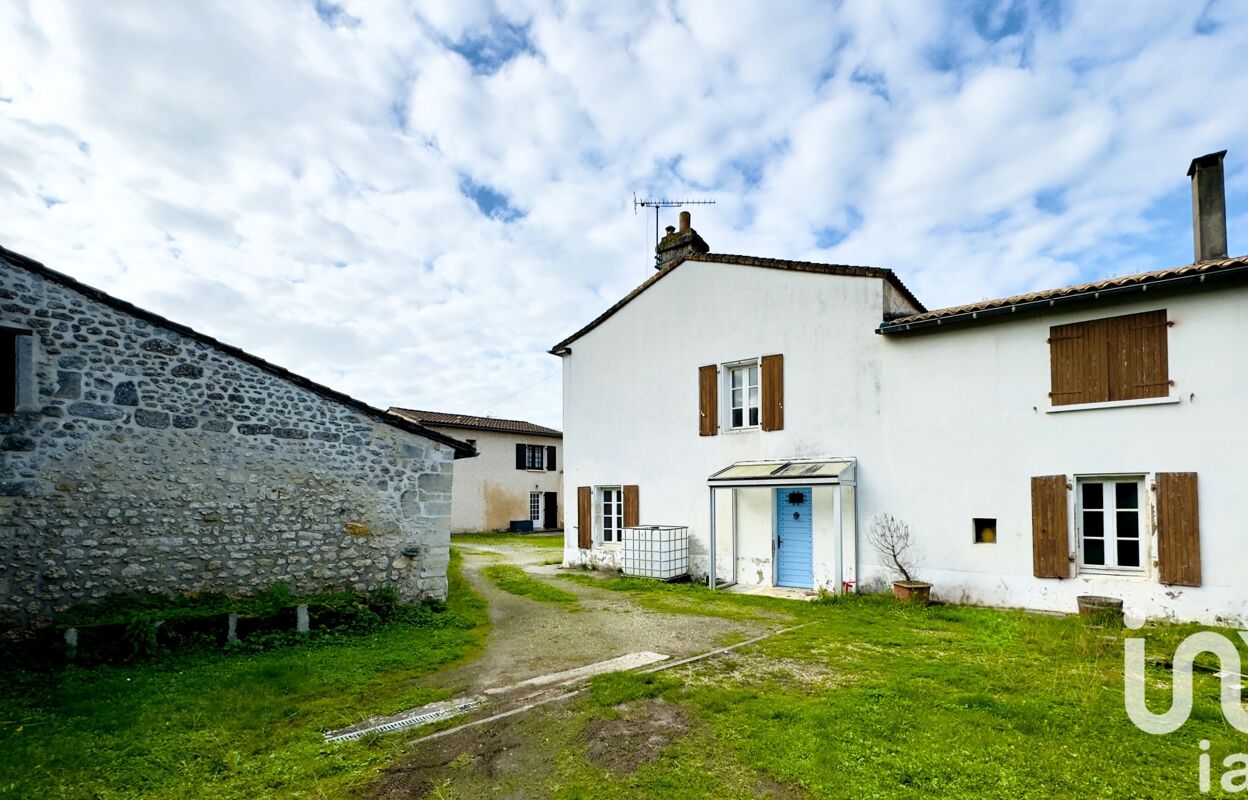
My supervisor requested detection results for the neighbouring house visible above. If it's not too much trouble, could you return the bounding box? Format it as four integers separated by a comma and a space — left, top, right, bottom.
0, 246, 476, 631
388, 409, 562, 532
553, 150, 1248, 624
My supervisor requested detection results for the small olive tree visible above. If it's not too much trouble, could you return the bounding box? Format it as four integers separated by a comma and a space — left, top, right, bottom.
867, 513, 917, 583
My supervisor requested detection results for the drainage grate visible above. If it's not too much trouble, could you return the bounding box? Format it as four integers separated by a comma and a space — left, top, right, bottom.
325, 697, 485, 743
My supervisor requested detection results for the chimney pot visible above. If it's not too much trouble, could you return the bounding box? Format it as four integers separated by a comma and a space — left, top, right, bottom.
679, 211, 691, 232
1189, 150, 1228, 262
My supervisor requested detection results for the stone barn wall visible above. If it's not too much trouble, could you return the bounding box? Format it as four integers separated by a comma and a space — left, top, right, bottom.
0, 253, 464, 630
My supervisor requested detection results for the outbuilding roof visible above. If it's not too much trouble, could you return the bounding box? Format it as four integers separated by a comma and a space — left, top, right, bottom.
877, 254, 1248, 334
0, 245, 477, 458
388, 408, 562, 438
549, 252, 924, 354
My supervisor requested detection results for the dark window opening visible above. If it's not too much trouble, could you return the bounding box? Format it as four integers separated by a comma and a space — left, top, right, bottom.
1, 330, 25, 414
973, 518, 997, 544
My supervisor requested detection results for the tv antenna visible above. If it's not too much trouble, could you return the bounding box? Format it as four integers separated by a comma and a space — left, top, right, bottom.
633, 194, 716, 246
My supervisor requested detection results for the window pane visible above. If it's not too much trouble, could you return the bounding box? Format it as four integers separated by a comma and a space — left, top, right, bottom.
749, 407, 759, 426
1082, 482, 1103, 509
732, 369, 743, 389
732, 388, 742, 408
1082, 510, 1104, 539
1117, 539, 1141, 567
732, 409, 743, 427
1116, 511, 1139, 540
749, 366, 758, 386
1084, 538, 1105, 566
748, 386, 759, 407
1116, 482, 1138, 510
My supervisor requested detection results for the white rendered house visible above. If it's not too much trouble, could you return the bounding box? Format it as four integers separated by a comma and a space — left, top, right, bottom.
552, 151, 1247, 624
388, 409, 562, 533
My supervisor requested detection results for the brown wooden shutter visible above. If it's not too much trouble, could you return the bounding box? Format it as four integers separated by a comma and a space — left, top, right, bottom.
698, 364, 718, 436
1157, 472, 1201, 586
761, 354, 784, 431
1049, 321, 1108, 405
1031, 475, 1070, 578
577, 486, 592, 548
545, 445, 557, 471
623, 485, 639, 527
1111, 310, 1168, 401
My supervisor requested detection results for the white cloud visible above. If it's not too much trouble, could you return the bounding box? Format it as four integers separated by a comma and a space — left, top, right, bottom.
1, 0, 1246, 428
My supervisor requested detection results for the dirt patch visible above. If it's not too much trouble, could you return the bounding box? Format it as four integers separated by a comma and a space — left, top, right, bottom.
680, 651, 850, 693
582, 698, 689, 774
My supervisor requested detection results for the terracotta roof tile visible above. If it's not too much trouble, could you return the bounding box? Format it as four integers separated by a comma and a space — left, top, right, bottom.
388, 408, 562, 438
879, 255, 1248, 332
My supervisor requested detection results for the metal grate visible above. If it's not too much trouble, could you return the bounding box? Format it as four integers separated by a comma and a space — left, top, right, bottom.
324, 697, 485, 743
622, 525, 689, 580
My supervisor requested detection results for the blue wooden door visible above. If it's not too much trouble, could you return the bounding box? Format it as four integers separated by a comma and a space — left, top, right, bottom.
775, 488, 813, 589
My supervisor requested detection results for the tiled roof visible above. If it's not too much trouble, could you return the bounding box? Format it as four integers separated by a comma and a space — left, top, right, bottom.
0, 245, 477, 458
388, 408, 562, 438
878, 255, 1248, 334
550, 252, 924, 353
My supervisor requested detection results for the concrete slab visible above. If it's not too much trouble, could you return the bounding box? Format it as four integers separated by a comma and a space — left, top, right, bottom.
484, 651, 670, 696
724, 584, 818, 601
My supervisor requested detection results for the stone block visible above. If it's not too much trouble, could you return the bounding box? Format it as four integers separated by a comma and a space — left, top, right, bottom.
67, 402, 124, 421
134, 409, 170, 429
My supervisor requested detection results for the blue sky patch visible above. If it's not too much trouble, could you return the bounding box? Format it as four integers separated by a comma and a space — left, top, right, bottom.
313, 0, 360, 30
449, 20, 534, 75
460, 175, 524, 222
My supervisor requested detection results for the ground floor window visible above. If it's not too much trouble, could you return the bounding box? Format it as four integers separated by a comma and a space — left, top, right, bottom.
1077, 477, 1145, 573
600, 487, 623, 543
529, 492, 541, 523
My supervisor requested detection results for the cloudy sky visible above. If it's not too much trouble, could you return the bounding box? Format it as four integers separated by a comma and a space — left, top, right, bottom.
2, 1, 1246, 428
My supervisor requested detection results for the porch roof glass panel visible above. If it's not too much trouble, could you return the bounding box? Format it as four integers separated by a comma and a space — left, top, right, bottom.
707, 458, 855, 485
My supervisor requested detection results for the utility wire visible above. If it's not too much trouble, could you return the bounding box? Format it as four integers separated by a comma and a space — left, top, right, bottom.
479, 367, 559, 416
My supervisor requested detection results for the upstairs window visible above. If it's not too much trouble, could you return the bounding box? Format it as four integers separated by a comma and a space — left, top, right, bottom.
728, 362, 759, 428
1049, 310, 1169, 406
515, 443, 545, 470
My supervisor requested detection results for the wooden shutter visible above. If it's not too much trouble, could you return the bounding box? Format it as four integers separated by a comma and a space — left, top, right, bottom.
546, 445, 557, 471
1049, 322, 1108, 405
543, 491, 558, 530
623, 485, 639, 527
698, 364, 718, 436
1031, 475, 1070, 578
1111, 310, 1168, 401
761, 354, 784, 431
1157, 472, 1201, 586
515, 443, 526, 470
577, 486, 591, 548
1050, 310, 1169, 406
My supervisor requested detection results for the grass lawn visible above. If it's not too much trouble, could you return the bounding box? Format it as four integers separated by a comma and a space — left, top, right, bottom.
0, 550, 489, 800
482, 564, 579, 605
389, 579, 1246, 799
451, 531, 563, 548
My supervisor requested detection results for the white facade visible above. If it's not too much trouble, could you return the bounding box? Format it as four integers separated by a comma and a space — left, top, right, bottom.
557, 256, 1248, 624
419, 425, 562, 533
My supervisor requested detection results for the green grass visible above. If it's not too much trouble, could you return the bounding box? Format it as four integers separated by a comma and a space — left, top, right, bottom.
481, 565, 579, 605
399, 579, 1246, 799
452, 531, 564, 548
0, 549, 489, 800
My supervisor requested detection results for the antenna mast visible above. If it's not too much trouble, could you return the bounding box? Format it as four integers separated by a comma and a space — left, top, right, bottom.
633, 194, 716, 247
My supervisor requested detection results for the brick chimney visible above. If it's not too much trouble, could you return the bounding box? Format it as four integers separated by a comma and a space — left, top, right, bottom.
655, 210, 709, 269
1189, 150, 1228, 263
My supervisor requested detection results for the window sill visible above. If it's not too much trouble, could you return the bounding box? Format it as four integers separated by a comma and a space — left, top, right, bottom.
597, 542, 622, 550
1046, 396, 1180, 414
1078, 568, 1149, 579
723, 426, 760, 435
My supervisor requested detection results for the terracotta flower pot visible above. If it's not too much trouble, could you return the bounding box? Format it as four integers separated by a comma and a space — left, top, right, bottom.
893, 581, 932, 604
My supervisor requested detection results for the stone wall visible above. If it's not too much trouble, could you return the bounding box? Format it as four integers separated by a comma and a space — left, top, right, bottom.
0, 258, 457, 630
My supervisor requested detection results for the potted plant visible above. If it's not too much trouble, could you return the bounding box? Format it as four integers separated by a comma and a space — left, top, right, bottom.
868, 514, 932, 603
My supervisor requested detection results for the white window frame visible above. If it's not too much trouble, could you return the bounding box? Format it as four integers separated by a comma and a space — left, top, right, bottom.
529, 492, 542, 523
1075, 475, 1148, 576
598, 486, 624, 545
524, 444, 545, 470
724, 358, 761, 431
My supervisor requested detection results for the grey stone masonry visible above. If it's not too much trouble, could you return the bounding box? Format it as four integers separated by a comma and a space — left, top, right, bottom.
0, 251, 468, 631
